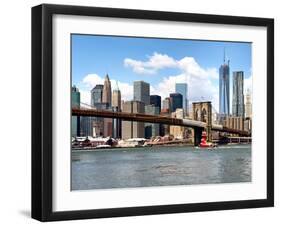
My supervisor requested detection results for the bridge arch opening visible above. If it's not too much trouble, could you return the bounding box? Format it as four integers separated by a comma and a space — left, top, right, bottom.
201, 108, 207, 123
195, 109, 200, 121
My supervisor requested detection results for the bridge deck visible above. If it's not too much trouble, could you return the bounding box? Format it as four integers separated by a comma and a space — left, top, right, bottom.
72, 108, 250, 136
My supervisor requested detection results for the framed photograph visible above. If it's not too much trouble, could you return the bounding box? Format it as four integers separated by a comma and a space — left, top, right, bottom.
32, 4, 274, 221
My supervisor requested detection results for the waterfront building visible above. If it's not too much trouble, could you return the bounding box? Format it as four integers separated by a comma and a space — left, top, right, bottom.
244, 118, 252, 132
122, 101, 145, 139
112, 106, 122, 138
71, 85, 81, 137
102, 74, 112, 106
176, 83, 188, 115
170, 109, 187, 139
103, 118, 113, 138
80, 117, 93, 137
118, 138, 146, 148
150, 95, 161, 109
92, 103, 109, 137
219, 52, 230, 116
162, 97, 171, 112
144, 105, 160, 139
232, 71, 244, 117
133, 81, 150, 105
92, 118, 104, 137
245, 89, 252, 118
169, 93, 183, 113
91, 84, 103, 107
223, 116, 244, 131
160, 109, 170, 136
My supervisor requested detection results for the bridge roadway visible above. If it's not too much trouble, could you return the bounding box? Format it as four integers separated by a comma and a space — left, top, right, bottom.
72, 108, 250, 136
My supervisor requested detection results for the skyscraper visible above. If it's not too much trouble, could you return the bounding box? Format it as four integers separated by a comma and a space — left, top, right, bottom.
150, 95, 162, 138
122, 101, 145, 139
112, 87, 121, 110
91, 85, 103, 107
162, 97, 170, 112
102, 74, 112, 106
145, 105, 160, 139
112, 106, 121, 138
133, 81, 150, 105
80, 117, 93, 137
92, 102, 108, 137
232, 71, 244, 117
72, 85, 80, 108
245, 89, 252, 118
150, 95, 161, 109
81, 84, 96, 136
169, 93, 183, 112
149, 95, 161, 138
71, 86, 80, 137
101, 74, 112, 137
112, 84, 122, 138
175, 83, 188, 115
219, 52, 230, 116
91, 85, 106, 137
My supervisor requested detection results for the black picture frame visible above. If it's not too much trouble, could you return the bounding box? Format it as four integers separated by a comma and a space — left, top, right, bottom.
32, 3, 274, 222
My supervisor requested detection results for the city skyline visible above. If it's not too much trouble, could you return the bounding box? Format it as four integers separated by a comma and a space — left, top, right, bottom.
70, 35, 253, 192
72, 34, 252, 112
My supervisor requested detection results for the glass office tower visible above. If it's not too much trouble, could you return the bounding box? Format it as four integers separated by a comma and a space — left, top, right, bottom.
169, 93, 183, 113
219, 56, 230, 116
175, 83, 188, 115
232, 71, 244, 117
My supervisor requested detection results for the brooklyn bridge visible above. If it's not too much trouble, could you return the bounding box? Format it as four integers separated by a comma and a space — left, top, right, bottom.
72, 101, 251, 146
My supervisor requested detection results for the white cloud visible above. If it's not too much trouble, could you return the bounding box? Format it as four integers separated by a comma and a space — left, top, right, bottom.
81, 74, 104, 88
124, 59, 155, 74
124, 52, 177, 74
244, 74, 252, 93
79, 89, 91, 105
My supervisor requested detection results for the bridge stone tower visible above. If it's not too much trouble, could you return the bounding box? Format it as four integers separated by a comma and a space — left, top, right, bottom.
192, 101, 212, 145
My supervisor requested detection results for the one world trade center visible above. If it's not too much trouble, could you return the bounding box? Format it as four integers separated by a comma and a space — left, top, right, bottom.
219, 51, 230, 116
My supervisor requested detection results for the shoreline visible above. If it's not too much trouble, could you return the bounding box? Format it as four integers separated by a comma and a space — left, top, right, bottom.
72, 143, 192, 151
72, 142, 251, 152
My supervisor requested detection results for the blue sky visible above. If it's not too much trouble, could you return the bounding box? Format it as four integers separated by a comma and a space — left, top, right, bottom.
72, 34, 252, 111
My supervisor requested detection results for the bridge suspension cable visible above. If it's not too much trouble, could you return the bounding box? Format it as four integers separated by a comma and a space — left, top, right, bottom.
80, 102, 95, 109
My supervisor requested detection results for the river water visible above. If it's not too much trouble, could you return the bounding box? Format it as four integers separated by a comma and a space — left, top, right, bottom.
71, 145, 251, 190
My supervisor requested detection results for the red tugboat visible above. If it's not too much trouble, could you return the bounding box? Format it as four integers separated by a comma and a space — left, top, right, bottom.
199, 131, 217, 148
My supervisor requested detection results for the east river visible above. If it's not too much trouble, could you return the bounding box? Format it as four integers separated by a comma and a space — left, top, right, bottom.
71, 145, 251, 190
